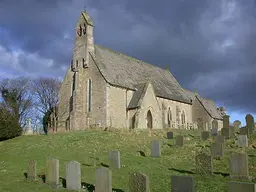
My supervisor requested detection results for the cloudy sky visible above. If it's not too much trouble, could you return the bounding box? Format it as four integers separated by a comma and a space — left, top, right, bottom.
0, 0, 255, 125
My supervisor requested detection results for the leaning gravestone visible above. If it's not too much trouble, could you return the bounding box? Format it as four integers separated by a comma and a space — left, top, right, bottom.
109, 151, 121, 169
151, 140, 161, 158
66, 161, 81, 190
201, 131, 210, 141
95, 167, 112, 192
45, 158, 59, 187
129, 172, 149, 192
228, 181, 256, 192
240, 127, 248, 136
246, 114, 255, 135
167, 131, 174, 139
211, 128, 218, 136
214, 135, 225, 144
221, 128, 230, 139
237, 135, 248, 147
27, 160, 37, 181
175, 135, 184, 146
229, 153, 250, 180
171, 175, 195, 192
210, 142, 224, 159
195, 153, 213, 175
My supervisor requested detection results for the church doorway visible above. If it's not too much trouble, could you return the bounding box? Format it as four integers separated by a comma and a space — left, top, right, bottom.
147, 110, 153, 129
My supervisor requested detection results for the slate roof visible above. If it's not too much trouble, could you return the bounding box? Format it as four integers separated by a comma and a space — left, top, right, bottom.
93, 44, 192, 104
127, 83, 149, 109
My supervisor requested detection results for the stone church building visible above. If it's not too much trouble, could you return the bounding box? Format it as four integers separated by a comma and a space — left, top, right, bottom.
57, 11, 225, 132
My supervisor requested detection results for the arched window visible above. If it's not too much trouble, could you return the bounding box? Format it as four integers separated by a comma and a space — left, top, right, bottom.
71, 72, 76, 94
83, 23, 87, 35
76, 60, 78, 68
181, 110, 186, 124
167, 107, 172, 127
87, 79, 92, 112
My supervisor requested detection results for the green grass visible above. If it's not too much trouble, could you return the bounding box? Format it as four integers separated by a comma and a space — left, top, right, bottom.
0, 129, 255, 192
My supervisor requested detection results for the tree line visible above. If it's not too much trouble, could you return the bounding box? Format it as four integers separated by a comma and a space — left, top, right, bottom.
0, 76, 61, 141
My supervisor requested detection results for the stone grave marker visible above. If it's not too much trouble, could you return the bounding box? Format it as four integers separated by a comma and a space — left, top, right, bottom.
229, 153, 250, 180
109, 151, 121, 169
223, 115, 230, 128
171, 175, 195, 192
201, 131, 210, 141
151, 140, 161, 158
66, 161, 81, 190
211, 128, 218, 136
27, 160, 37, 180
233, 120, 241, 132
246, 114, 255, 135
95, 167, 112, 192
196, 153, 213, 175
210, 142, 224, 159
221, 128, 230, 139
167, 131, 174, 139
175, 135, 184, 147
240, 127, 249, 136
129, 172, 149, 192
214, 135, 225, 144
228, 181, 256, 192
229, 126, 235, 138
45, 158, 59, 187
237, 135, 248, 147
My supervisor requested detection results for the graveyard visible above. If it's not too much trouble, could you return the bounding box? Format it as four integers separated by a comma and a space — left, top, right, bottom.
0, 127, 255, 192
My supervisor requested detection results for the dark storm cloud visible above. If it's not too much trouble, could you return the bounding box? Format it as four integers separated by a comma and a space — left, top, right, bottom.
0, 0, 255, 114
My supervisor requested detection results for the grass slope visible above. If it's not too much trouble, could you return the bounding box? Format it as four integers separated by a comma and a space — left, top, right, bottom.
0, 129, 255, 192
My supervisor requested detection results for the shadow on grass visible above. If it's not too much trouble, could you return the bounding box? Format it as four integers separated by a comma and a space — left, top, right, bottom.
82, 163, 93, 167
248, 154, 256, 157
38, 174, 46, 183
213, 172, 230, 177
168, 168, 195, 175
60, 177, 124, 192
100, 163, 109, 168
137, 151, 146, 157
23, 172, 27, 178
167, 144, 173, 148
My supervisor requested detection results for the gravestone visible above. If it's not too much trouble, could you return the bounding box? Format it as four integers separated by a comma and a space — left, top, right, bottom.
175, 135, 184, 146
195, 153, 213, 175
66, 161, 81, 190
151, 140, 161, 157
228, 181, 256, 192
214, 135, 225, 143
167, 131, 173, 139
221, 128, 230, 139
240, 127, 248, 135
246, 114, 255, 135
171, 175, 195, 192
211, 128, 218, 136
25, 118, 33, 135
237, 135, 248, 147
27, 160, 37, 180
46, 158, 59, 187
223, 115, 230, 128
229, 126, 235, 138
129, 172, 149, 192
229, 153, 250, 180
210, 142, 224, 159
201, 131, 210, 141
109, 151, 121, 169
95, 167, 112, 192
233, 120, 241, 132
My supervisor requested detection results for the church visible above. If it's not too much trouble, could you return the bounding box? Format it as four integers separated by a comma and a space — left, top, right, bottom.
57, 11, 225, 132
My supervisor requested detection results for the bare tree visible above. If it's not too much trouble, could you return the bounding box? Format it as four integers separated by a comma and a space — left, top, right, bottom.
0, 77, 33, 128
31, 77, 61, 132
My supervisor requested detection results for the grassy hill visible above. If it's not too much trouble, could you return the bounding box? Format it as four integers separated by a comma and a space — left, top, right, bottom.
0, 129, 255, 192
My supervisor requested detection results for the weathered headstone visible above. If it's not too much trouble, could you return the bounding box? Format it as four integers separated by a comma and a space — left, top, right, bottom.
175, 135, 184, 146
109, 151, 120, 169
211, 128, 218, 136
246, 114, 255, 135
95, 167, 112, 192
27, 160, 37, 180
240, 127, 248, 135
214, 135, 225, 143
223, 115, 230, 128
229, 126, 235, 138
228, 181, 256, 192
167, 131, 173, 139
196, 153, 213, 175
221, 128, 230, 139
66, 161, 81, 190
46, 158, 59, 187
151, 140, 161, 157
210, 142, 224, 159
233, 120, 241, 132
171, 175, 195, 192
201, 131, 210, 141
237, 135, 248, 147
129, 172, 149, 192
229, 153, 250, 180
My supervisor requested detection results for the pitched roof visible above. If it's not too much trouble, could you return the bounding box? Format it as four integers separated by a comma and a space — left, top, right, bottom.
127, 83, 149, 109
93, 44, 192, 104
